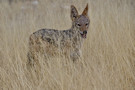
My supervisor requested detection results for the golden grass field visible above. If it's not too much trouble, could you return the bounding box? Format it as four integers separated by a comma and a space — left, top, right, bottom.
0, 0, 135, 90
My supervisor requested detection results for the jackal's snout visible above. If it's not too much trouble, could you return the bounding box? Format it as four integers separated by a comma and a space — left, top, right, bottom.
80, 30, 87, 38
83, 31, 87, 34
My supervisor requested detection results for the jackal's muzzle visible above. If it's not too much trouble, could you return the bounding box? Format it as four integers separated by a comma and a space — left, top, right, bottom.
80, 30, 87, 38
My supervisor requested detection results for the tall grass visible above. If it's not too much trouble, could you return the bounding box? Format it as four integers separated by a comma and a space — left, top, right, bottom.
0, 0, 135, 89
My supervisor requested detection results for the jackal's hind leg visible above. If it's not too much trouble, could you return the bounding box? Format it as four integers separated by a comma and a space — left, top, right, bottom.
27, 51, 36, 67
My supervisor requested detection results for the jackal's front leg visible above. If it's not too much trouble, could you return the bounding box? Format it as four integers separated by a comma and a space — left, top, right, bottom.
70, 49, 82, 62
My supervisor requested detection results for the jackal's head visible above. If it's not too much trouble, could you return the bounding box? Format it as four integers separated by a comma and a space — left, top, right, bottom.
71, 4, 90, 38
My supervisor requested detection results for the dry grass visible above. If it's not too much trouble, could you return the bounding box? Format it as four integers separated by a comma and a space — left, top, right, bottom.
0, 0, 135, 90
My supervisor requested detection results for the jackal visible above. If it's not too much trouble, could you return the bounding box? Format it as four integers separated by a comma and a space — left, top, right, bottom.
27, 4, 90, 66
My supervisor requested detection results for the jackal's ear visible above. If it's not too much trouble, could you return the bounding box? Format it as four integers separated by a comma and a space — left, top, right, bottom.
82, 4, 88, 16
71, 5, 78, 21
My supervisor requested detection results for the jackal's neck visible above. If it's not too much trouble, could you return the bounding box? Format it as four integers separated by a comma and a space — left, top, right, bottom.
69, 24, 84, 46
70, 23, 80, 35
69, 27, 80, 36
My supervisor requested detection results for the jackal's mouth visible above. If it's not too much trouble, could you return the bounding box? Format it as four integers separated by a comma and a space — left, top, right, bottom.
80, 31, 87, 38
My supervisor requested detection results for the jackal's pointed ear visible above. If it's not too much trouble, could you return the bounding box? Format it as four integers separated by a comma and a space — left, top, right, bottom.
82, 4, 88, 16
71, 5, 78, 21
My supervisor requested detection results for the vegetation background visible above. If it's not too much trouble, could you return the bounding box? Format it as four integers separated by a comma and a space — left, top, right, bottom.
0, 0, 135, 90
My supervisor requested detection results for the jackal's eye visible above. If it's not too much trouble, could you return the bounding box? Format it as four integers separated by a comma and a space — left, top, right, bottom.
77, 24, 81, 26
85, 23, 88, 26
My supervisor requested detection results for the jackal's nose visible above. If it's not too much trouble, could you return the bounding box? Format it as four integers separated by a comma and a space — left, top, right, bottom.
83, 31, 87, 34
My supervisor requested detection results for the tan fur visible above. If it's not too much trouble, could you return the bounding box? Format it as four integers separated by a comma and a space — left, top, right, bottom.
27, 4, 90, 66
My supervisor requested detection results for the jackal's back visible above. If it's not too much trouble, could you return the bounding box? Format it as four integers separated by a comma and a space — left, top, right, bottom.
30, 29, 81, 48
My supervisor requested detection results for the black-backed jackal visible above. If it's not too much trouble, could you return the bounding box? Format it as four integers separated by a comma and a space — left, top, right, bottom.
28, 4, 90, 66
